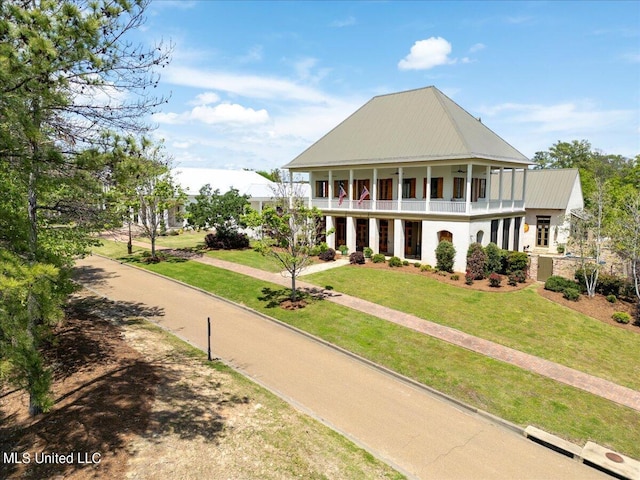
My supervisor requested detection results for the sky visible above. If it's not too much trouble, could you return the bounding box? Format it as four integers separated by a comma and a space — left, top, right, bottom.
134, 0, 640, 171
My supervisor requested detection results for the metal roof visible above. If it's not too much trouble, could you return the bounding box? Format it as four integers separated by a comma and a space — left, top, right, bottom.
173, 168, 276, 199
284, 86, 530, 170
492, 168, 581, 209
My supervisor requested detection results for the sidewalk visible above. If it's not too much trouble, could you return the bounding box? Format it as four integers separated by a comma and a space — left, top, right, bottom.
122, 238, 640, 412
74, 254, 608, 480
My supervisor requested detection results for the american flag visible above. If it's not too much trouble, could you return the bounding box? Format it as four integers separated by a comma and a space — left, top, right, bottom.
338, 183, 347, 205
358, 185, 370, 205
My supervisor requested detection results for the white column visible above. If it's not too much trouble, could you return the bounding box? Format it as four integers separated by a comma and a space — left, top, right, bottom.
498, 167, 504, 209
465, 163, 473, 214
348, 169, 354, 209
372, 168, 378, 211
369, 218, 378, 253
328, 170, 333, 209
393, 218, 403, 258
346, 216, 356, 253
397, 167, 403, 211
426, 166, 432, 212
485, 165, 491, 212
325, 215, 335, 249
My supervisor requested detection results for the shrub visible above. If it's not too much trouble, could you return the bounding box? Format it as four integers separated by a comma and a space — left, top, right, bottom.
612, 312, 631, 324
204, 231, 249, 250
450, 274, 459, 281
606, 294, 617, 304
435, 240, 456, 273
402, 260, 410, 266
388, 256, 403, 267
349, 251, 365, 265
466, 243, 487, 280
414, 262, 421, 268
420, 264, 433, 272
363, 247, 373, 258
338, 245, 349, 255
544, 275, 576, 293
309, 244, 322, 256
484, 242, 503, 275
488, 272, 502, 287
562, 287, 581, 301
465, 270, 474, 285
507, 275, 517, 287
318, 248, 336, 261
509, 270, 527, 284
371, 253, 386, 263
506, 251, 529, 274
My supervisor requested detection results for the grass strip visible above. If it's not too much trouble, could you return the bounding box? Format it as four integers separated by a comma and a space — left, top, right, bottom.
127, 258, 640, 459
304, 267, 640, 391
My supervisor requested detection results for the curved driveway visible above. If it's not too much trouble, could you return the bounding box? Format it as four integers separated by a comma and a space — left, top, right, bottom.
74, 255, 606, 480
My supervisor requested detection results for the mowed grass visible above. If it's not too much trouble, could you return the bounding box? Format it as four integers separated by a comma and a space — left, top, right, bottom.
205, 248, 284, 273
305, 266, 640, 391
132, 259, 640, 458
134, 230, 208, 249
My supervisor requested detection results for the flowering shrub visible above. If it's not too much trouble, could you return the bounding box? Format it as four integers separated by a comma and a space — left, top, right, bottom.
488, 272, 502, 287
466, 243, 487, 280
465, 270, 474, 285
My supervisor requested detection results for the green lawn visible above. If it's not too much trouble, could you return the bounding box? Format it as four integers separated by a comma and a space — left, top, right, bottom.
304, 266, 640, 391
132, 259, 640, 459
204, 248, 284, 273
135, 230, 208, 249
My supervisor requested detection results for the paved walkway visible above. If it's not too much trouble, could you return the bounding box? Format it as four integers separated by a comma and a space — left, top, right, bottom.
184, 252, 640, 413
74, 255, 608, 480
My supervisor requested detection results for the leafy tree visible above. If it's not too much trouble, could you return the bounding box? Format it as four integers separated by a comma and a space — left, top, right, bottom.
243, 182, 327, 302
0, 249, 70, 414
569, 179, 607, 297
435, 240, 456, 273
186, 185, 250, 234
608, 186, 640, 322
132, 141, 184, 260
0, 0, 170, 414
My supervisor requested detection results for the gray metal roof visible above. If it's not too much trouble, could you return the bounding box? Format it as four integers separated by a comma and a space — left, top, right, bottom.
492, 168, 581, 209
284, 86, 530, 170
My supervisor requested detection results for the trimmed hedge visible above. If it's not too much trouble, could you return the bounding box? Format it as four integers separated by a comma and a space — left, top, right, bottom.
544, 275, 577, 293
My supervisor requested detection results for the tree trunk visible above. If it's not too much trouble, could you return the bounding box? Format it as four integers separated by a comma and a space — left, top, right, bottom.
290, 270, 297, 302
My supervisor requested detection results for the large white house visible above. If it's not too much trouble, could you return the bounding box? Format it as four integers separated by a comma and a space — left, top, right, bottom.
283, 86, 533, 271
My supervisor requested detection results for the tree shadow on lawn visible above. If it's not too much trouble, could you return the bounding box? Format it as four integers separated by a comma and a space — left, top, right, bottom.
258, 286, 340, 309
0, 296, 239, 479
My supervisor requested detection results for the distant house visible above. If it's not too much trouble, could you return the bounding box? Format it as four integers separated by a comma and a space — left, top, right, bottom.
283, 86, 532, 271
173, 168, 278, 212
522, 169, 583, 254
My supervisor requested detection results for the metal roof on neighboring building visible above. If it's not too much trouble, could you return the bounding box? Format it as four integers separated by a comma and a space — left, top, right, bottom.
284, 86, 530, 170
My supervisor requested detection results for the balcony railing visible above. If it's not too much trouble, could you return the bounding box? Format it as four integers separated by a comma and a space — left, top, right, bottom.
310, 198, 524, 215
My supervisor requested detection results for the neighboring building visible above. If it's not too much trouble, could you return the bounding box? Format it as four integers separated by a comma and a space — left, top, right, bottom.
283, 86, 533, 271
173, 168, 279, 215
492, 168, 584, 255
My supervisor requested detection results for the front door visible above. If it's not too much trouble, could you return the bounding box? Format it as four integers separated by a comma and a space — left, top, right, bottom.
356, 219, 368, 251
379, 220, 389, 254
404, 221, 421, 259
335, 217, 347, 248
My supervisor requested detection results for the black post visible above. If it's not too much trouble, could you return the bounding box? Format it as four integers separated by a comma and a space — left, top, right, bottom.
207, 316, 212, 361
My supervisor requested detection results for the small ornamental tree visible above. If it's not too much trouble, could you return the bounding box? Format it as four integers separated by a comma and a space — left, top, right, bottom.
243, 180, 329, 302
505, 251, 529, 275
466, 242, 487, 279
435, 240, 456, 273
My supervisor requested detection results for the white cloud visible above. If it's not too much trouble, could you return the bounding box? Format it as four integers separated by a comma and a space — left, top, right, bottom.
469, 43, 486, 53
190, 92, 220, 105
330, 16, 356, 28
476, 100, 638, 158
153, 103, 269, 126
238, 45, 263, 64
398, 37, 455, 71
164, 65, 332, 104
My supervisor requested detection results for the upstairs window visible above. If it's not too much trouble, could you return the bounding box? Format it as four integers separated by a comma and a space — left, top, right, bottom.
453, 177, 465, 199
315, 180, 328, 198
402, 178, 416, 199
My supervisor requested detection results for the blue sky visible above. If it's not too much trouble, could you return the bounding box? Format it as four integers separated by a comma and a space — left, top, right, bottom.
137, 1, 640, 171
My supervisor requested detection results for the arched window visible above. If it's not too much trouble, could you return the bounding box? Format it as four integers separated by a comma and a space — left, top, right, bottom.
438, 230, 453, 243
476, 230, 484, 244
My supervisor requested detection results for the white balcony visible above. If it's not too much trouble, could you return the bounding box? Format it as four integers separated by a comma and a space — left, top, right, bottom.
310, 198, 524, 216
